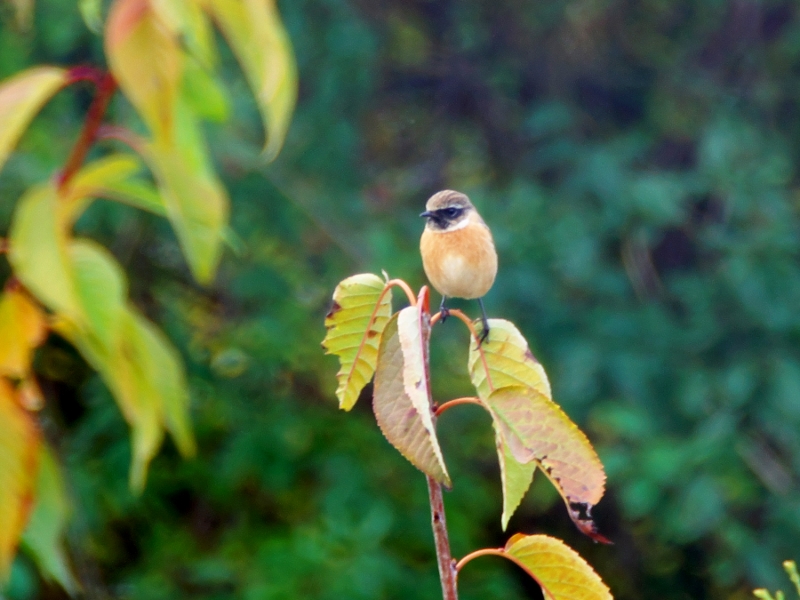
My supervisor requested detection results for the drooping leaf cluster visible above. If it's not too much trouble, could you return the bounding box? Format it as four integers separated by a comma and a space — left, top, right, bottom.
0, 0, 296, 590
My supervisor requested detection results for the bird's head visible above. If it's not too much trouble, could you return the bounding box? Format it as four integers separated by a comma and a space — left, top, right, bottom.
420, 190, 476, 231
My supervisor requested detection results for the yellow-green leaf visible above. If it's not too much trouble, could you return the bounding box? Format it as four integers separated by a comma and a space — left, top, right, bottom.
502, 534, 612, 600
488, 386, 608, 543
497, 428, 535, 531
0, 66, 67, 177
204, 0, 297, 160
322, 273, 392, 411
20, 445, 78, 594
61, 153, 145, 223
79, 0, 103, 32
105, 0, 183, 139
8, 184, 82, 321
124, 307, 195, 460
469, 318, 551, 400
0, 289, 47, 379
145, 104, 229, 283
151, 0, 217, 67
373, 309, 450, 487
65, 153, 167, 217
70, 239, 127, 353
0, 379, 41, 581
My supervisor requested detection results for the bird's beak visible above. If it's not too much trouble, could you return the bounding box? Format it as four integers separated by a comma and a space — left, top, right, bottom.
420, 211, 434, 218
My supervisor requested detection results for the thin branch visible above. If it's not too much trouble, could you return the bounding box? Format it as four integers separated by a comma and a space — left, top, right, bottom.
57, 70, 117, 190
427, 476, 459, 600
435, 397, 482, 417
455, 547, 505, 573
385, 278, 417, 307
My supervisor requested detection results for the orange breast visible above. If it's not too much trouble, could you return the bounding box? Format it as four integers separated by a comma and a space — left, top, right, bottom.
420, 221, 498, 299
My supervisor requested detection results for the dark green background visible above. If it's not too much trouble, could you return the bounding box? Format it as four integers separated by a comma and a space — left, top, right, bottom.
2, 0, 800, 598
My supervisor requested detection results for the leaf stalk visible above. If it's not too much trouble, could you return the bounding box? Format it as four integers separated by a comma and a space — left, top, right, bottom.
58, 70, 117, 190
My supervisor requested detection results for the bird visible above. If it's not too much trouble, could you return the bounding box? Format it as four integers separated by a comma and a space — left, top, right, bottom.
420, 190, 498, 344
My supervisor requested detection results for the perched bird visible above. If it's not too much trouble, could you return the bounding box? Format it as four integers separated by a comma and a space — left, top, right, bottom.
420, 190, 498, 343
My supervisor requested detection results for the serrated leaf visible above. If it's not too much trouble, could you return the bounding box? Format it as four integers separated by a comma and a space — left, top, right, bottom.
488, 386, 608, 542
502, 534, 612, 600
0, 379, 41, 581
0, 289, 47, 379
20, 445, 78, 594
105, 0, 183, 139
373, 309, 450, 487
204, 0, 297, 160
497, 428, 536, 531
469, 318, 551, 400
8, 184, 82, 322
468, 318, 551, 527
0, 66, 67, 176
322, 273, 392, 411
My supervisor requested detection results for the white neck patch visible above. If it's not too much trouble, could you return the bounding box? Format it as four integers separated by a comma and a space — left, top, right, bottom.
428, 217, 470, 233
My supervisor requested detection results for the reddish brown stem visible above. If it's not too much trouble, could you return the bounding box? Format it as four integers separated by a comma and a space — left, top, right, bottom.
427, 476, 459, 600
435, 397, 482, 417
57, 69, 117, 190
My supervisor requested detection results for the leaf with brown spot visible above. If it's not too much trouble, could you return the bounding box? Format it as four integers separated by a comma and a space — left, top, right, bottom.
500, 533, 613, 600
373, 308, 450, 486
322, 274, 392, 411
488, 385, 608, 542
0, 379, 41, 581
469, 318, 551, 399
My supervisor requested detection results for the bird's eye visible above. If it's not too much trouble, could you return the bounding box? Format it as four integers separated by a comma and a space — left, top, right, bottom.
444, 207, 460, 218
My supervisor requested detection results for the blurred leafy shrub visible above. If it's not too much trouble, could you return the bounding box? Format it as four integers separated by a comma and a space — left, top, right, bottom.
3, 0, 800, 599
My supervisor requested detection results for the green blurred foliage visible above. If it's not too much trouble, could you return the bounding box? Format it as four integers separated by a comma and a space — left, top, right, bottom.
3, 0, 800, 598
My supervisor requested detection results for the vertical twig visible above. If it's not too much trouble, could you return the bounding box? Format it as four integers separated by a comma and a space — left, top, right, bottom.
57, 68, 117, 190
420, 284, 459, 599
427, 475, 459, 600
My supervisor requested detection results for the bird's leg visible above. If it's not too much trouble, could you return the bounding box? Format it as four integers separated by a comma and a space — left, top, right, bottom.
477, 298, 490, 345
438, 295, 450, 323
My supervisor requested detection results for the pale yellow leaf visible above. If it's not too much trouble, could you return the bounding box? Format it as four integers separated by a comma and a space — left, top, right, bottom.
0, 379, 41, 580
503, 534, 612, 600
0, 66, 67, 177
322, 273, 392, 411
373, 310, 450, 487
204, 0, 297, 160
0, 289, 47, 379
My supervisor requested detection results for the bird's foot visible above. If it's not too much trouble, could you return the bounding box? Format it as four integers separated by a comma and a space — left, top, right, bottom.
438, 306, 450, 324
477, 325, 489, 347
